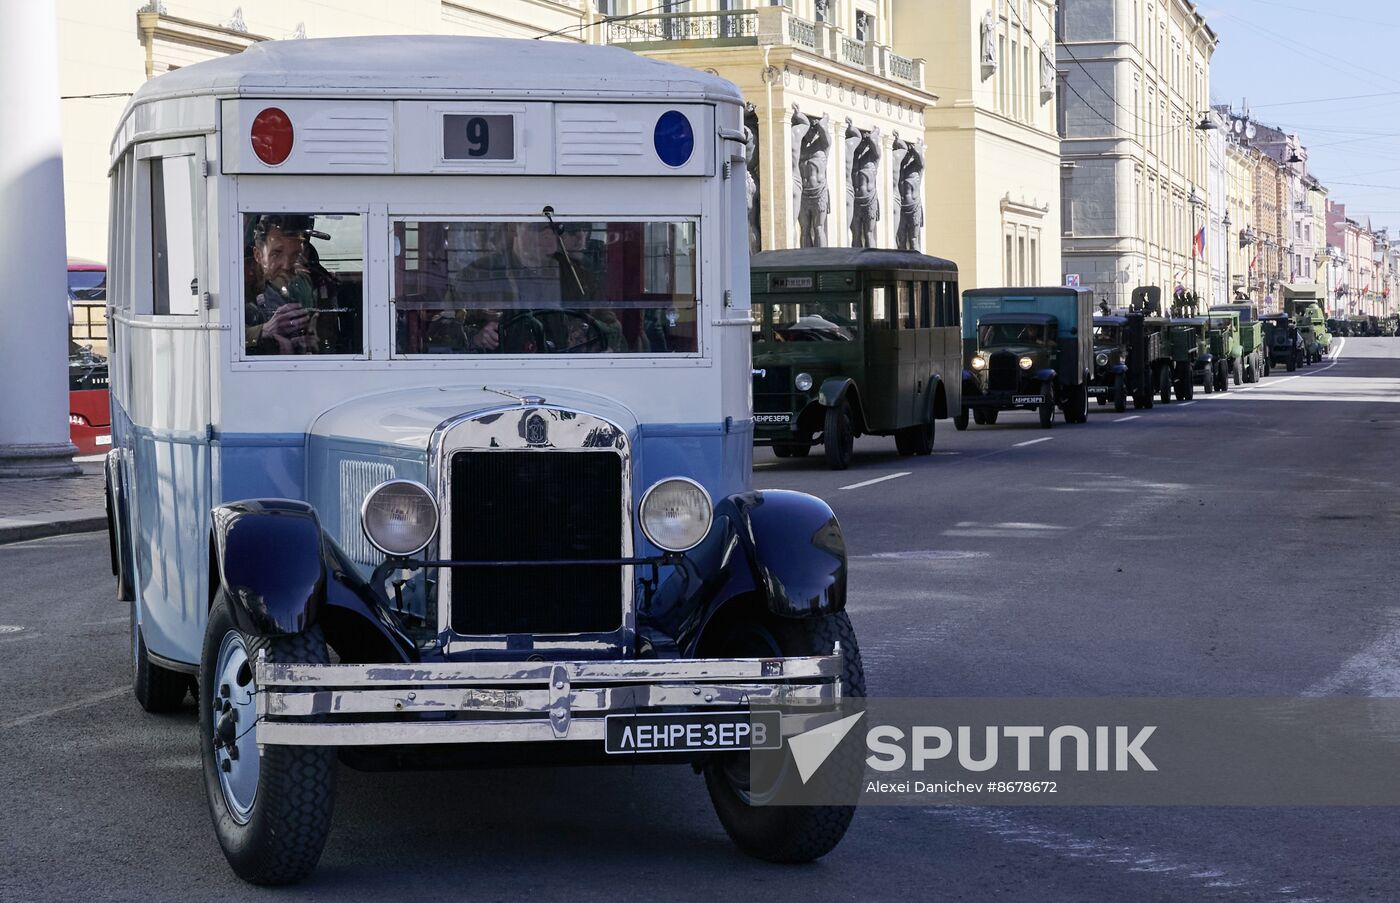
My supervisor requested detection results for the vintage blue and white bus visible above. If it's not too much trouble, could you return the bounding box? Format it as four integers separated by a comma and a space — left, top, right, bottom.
104, 36, 862, 883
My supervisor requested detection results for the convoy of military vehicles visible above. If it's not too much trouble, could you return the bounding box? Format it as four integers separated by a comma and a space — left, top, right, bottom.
749, 250, 1341, 462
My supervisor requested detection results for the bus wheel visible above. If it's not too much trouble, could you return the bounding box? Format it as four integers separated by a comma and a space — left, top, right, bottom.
953, 410, 970, 431
895, 419, 934, 456
133, 603, 190, 714
1038, 385, 1056, 429
704, 611, 864, 864
200, 594, 335, 885
823, 401, 855, 471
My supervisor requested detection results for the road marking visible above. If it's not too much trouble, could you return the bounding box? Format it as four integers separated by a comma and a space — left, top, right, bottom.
1331, 337, 1347, 360
1304, 616, 1400, 697
1113, 415, 1141, 423
1176, 400, 1198, 407
839, 472, 911, 491
1013, 437, 1053, 448
0, 687, 128, 730
929, 808, 1324, 901
752, 462, 776, 469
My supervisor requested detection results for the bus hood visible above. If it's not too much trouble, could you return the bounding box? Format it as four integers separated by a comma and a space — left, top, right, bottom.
309, 384, 642, 452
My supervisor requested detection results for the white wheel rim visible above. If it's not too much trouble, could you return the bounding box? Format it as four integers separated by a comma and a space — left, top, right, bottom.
212, 631, 260, 824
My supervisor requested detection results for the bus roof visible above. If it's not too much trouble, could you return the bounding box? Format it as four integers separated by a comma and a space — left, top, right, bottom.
751, 247, 958, 273
124, 36, 743, 110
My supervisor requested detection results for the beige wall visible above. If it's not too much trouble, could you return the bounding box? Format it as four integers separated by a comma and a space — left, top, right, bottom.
896, 0, 1060, 289
55, 0, 591, 261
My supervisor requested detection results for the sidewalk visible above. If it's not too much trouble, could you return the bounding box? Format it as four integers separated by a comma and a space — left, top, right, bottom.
0, 458, 108, 545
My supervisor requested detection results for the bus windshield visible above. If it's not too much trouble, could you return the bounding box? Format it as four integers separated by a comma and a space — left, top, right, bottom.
767, 301, 859, 342
392, 219, 698, 355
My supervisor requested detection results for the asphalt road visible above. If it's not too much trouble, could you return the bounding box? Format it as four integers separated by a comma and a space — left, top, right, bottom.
3, 338, 1399, 901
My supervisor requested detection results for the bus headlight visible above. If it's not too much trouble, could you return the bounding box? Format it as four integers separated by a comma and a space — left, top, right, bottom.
971, 355, 988, 371
361, 480, 438, 557
1019, 356, 1035, 370
639, 477, 713, 553
794, 372, 814, 392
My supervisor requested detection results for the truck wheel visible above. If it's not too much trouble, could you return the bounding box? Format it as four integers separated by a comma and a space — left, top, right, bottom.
772, 444, 792, 459
1262, 355, 1271, 378
1112, 375, 1127, 413
1202, 367, 1214, 394
984, 410, 999, 425
1038, 384, 1055, 428
1216, 361, 1230, 393
133, 602, 190, 714
1066, 382, 1089, 423
894, 418, 934, 456
972, 409, 987, 425
823, 401, 855, 471
1159, 366, 1173, 404
953, 409, 970, 431
1287, 352, 1297, 373
704, 611, 865, 864
1233, 357, 1244, 386
200, 595, 336, 885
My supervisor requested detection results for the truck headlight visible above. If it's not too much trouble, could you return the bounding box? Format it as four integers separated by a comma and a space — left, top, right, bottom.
794, 372, 814, 392
639, 477, 713, 553
361, 479, 438, 557
1095, 352, 1110, 367
1019, 356, 1035, 370
971, 355, 988, 371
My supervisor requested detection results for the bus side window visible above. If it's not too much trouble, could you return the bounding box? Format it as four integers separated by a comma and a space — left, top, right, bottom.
149, 156, 200, 316
896, 282, 913, 329
870, 285, 889, 327
918, 281, 932, 328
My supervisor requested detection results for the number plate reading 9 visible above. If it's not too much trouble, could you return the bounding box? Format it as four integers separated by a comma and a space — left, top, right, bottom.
443, 114, 516, 161
605, 711, 782, 754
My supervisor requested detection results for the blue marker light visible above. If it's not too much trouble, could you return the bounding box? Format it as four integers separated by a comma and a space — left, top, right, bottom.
654, 110, 694, 168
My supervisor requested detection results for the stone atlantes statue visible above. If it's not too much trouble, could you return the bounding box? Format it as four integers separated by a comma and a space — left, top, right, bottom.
845, 118, 881, 248
791, 106, 832, 248
743, 102, 761, 255
892, 131, 924, 252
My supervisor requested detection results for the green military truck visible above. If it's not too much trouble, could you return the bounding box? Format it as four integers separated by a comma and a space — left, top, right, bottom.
750, 248, 963, 469
1260, 313, 1306, 371
1169, 317, 1228, 394
1210, 303, 1267, 380
959, 287, 1094, 428
1282, 286, 1332, 363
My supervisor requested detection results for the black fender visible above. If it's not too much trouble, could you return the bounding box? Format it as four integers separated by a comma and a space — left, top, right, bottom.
1033, 368, 1057, 383
646, 491, 847, 657
816, 377, 868, 433
1109, 362, 1129, 375
104, 450, 134, 602
209, 499, 416, 663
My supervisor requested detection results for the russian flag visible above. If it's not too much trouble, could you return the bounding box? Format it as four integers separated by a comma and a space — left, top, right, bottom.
1192, 226, 1207, 260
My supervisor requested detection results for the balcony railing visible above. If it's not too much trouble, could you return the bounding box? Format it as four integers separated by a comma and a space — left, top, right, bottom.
607, 9, 758, 45
602, 8, 923, 90
787, 14, 817, 49
840, 35, 867, 67
889, 51, 915, 83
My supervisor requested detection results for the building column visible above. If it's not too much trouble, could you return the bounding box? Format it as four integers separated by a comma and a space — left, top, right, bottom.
0, 0, 79, 478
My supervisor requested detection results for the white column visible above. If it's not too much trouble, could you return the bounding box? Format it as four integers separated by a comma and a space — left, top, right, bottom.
0, 0, 78, 478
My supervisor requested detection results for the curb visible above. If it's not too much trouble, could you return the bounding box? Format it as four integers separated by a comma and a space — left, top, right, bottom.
0, 514, 108, 547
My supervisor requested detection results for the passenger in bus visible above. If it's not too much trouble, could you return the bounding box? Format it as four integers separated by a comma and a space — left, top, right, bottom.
244, 214, 338, 355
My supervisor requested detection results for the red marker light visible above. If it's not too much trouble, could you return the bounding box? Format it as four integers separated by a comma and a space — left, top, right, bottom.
250, 107, 294, 166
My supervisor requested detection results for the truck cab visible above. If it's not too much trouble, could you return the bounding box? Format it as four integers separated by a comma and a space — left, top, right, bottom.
958, 287, 1094, 428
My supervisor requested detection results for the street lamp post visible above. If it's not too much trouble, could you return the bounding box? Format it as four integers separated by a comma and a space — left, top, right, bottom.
1188, 187, 1204, 304
1223, 211, 1232, 301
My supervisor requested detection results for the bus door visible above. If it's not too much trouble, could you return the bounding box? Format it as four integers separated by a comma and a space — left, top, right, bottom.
863, 280, 905, 431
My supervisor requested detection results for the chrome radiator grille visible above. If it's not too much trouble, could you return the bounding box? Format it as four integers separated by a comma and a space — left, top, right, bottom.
448, 450, 623, 636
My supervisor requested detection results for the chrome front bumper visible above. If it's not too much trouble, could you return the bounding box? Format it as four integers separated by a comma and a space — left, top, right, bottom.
253, 651, 843, 747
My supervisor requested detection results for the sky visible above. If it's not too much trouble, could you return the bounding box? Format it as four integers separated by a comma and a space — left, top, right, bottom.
1200, 0, 1400, 235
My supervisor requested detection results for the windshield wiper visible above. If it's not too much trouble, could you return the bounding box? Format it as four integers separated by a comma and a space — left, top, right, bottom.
541, 205, 589, 301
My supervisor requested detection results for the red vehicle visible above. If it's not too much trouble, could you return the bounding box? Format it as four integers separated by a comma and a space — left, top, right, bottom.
67, 258, 111, 455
